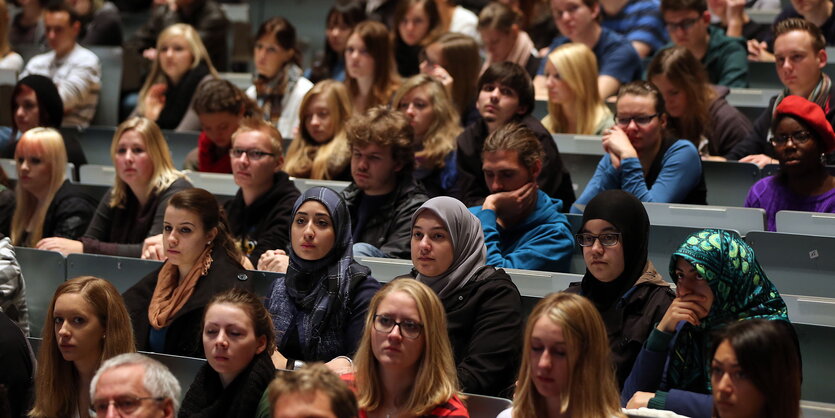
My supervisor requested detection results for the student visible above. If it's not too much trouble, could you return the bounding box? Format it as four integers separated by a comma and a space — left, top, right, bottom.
340, 106, 429, 259
478, 2, 540, 77
773, 0, 835, 46
600, 0, 668, 57
659, 0, 749, 87
394, 0, 443, 77
71, 0, 122, 46
469, 124, 574, 272
434, 0, 480, 41
344, 21, 401, 115
0, 0, 22, 71
308, 1, 366, 83
419, 32, 481, 125
185, 79, 252, 173
0, 233, 28, 334
456, 62, 575, 210
268, 363, 359, 418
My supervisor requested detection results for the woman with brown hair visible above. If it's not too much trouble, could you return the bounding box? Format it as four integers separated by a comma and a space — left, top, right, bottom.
344, 20, 401, 115
394, 0, 443, 77
419, 32, 481, 126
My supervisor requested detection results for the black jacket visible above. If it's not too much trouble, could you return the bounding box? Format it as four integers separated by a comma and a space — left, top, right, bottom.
123, 246, 253, 358
340, 175, 429, 259
454, 114, 575, 210
224, 171, 301, 265
42, 180, 98, 241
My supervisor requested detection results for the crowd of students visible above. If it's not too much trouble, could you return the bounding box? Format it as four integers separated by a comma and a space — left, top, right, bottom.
0, 0, 827, 416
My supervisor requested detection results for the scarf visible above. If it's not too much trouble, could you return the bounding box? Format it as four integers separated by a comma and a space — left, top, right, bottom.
197, 132, 232, 173
270, 186, 369, 360
156, 61, 211, 130
770, 73, 832, 134
147, 245, 213, 329
480, 31, 536, 75
665, 229, 788, 394
412, 196, 487, 298
254, 63, 303, 125
179, 350, 276, 418
578, 190, 650, 311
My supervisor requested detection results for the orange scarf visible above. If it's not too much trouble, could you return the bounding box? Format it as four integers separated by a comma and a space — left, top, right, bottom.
147, 245, 213, 329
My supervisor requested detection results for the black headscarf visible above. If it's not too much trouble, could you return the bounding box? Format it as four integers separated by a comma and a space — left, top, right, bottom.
12, 75, 63, 131
578, 190, 650, 310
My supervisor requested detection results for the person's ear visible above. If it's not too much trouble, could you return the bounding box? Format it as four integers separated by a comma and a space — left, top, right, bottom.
207, 227, 218, 244
659, 112, 668, 129
702, 10, 711, 24
72, 20, 81, 36
255, 335, 267, 354
530, 159, 543, 180
590, 2, 601, 20
817, 48, 827, 70
162, 398, 175, 418
274, 155, 284, 173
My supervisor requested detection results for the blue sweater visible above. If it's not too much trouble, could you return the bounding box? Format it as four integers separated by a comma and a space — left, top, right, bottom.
571, 139, 702, 213
469, 189, 574, 272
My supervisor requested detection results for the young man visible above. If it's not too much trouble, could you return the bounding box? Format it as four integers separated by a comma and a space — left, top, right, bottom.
457, 62, 575, 210
539, 0, 642, 98
269, 363, 358, 418
184, 79, 247, 173
469, 124, 574, 272
341, 106, 428, 259
723, 18, 835, 166
224, 117, 300, 268
600, 0, 669, 57
91, 353, 180, 418
660, 0, 749, 87
21, 2, 100, 127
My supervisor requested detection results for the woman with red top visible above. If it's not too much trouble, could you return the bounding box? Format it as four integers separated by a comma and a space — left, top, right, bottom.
342, 278, 469, 417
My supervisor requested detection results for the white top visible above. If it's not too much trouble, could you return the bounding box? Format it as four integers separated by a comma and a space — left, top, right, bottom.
0, 52, 23, 72
246, 76, 313, 140
450, 6, 481, 43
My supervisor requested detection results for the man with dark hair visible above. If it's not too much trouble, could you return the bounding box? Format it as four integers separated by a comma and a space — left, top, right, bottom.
21, 0, 100, 127
269, 363, 358, 418
659, 0, 748, 87
469, 123, 574, 272
456, 62, 575, 210
341, 106, 428, 259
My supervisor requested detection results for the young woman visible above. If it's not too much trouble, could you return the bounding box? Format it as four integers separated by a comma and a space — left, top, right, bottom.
745, 95, 835, 231
11, 128, 96, 248
394, 0, 443, 78
29, 276, 135, 418
498, 292, 625, 418
392, 75, 460, 197
284, 80, 353, 180
405, 196, 523, 396
36, 117, 192, 257
123, 188, 254, 358
419, 32, 481, 125
647, 46, 753, 159
134, 23, 219, 131
247, 17, 313, 140
433, 0, 480, 41
711, 319, 801, 418
307, 1, 366, 84
622, 229, 789, 418
541, 43, 613, 135
344, 20, 401, 115
477, 2, 539, 77
566, 190, 674, 388
343, 279, 469, 417
264, 187, 381, 369
0, 0, 22, 70
570, 81, 706, 213
180, 288, 276, 418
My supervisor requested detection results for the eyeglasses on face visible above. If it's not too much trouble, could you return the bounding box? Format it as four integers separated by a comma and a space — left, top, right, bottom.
575, 232, 622, 247
90, 396, 165, 416
373, 314, 423, 339
614, 114, 658, 127
229, 148, 275, 160
771, 130, 813, 146
665, 16, 700, 32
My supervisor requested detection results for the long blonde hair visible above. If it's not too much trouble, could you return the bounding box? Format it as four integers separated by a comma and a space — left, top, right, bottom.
30, 276, 136, 417
511, 292, 624, 418
11, 128, 67, 246
284, 80, 353, 179
353, 279, 459, 415
392, 75, 460, 170
136, 23, 219, 115
543, 43, 610, 135
344, 20, 401, 112
109, 117, 184, 208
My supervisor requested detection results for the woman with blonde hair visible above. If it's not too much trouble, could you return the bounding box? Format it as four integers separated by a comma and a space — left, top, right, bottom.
344, 20, 401, 115
499, 292, 625, 418
419, 32, 481, 125
36, 117, 192, 257
343, 278, 468, 417
134, 23, 219, 131
30, 276, 135, 418
541, 43, 613, 135
11, 128, 96, 248
284, 80, 353, 180
392, 75, 460, 196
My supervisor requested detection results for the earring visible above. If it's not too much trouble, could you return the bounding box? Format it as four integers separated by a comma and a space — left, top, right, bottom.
821, 153, 827, 165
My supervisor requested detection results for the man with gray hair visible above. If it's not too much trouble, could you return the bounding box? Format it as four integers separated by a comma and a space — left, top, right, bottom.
90, 353, 180, 418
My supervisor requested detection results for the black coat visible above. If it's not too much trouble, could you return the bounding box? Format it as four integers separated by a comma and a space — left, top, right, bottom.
42, 180, 98, 241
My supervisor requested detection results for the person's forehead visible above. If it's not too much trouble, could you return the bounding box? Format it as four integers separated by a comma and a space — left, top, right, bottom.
775, 30, 817, 53
483, 149, 524, 168
96, 364, 151, 396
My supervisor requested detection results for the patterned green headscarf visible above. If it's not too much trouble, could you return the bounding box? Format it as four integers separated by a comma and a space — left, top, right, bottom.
665, 229, 789, 394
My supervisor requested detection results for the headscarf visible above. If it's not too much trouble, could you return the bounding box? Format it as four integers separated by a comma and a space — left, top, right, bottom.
411, 196, 487, 298
12, 75, 63, 131
578, 190, 650, 310
665, 229, 788, 394
270, 186, 370, 360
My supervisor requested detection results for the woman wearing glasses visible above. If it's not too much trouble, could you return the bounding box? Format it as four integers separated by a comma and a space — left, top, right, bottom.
570, 81, 707, 214
745, 95, 835, 231
566, 190, 673, 388
342, 279, 469, 417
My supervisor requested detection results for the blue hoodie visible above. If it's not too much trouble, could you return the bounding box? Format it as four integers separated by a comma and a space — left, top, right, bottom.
469, 189, 574, 272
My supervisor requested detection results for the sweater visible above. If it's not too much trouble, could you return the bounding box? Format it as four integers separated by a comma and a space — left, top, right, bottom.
745, 175, 835, 231
38, 180, 98, 243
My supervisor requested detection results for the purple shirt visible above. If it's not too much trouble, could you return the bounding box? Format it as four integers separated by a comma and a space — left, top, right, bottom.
745, 175, 835, 231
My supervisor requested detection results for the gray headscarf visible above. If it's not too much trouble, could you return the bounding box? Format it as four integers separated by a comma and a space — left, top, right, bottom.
411, 197, 487, 298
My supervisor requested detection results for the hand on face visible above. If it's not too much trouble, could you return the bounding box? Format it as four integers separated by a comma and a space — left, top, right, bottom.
601, 126, 637, 169
482, 182, 538, 219
656, 293, 710, 333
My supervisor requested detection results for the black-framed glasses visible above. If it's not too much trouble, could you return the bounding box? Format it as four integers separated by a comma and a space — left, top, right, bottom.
90, 396, 165, 416
373, 314, 423, 339
229, 148, 275, 161
771, 130, 813, 146
665, 17, 700, 32
575, 232, 622, 247
614, 114, 658, 127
